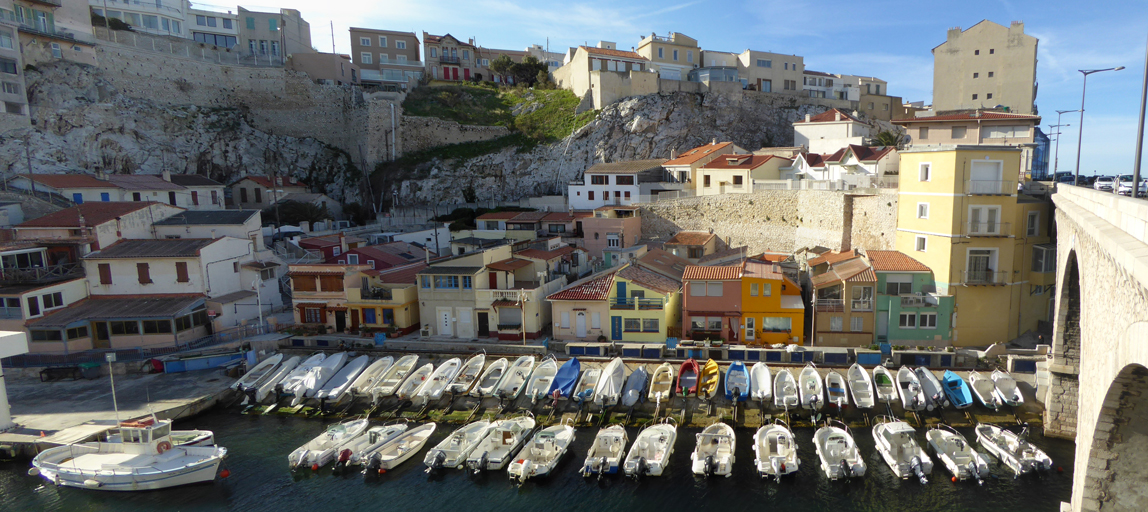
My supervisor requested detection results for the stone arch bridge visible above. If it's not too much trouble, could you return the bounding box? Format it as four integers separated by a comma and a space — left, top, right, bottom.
1045, 186, 1148, 511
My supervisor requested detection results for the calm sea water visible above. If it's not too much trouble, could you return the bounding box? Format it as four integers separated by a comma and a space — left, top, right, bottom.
0, 411, 1075, 512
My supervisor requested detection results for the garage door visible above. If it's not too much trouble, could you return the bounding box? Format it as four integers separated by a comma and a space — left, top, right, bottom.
659, 68, 681, 81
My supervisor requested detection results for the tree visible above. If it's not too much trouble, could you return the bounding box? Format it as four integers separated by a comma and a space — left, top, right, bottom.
263, 200, 331, 227
872, 130, 906, 148
510, 56, 547, 86
342, 202, 375, 226
489, 55, 514, 83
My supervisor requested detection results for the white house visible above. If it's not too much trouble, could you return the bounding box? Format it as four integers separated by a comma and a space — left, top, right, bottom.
784, 145, 898, 187
168, 174, 227, 210
793, 108, 871, 154
13, 202, 184, 253
568, 159, 683, 210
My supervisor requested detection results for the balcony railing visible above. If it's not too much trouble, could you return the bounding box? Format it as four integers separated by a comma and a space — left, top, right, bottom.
609, 297, 664, 310
438, 56, 461, 65
358, 287, 393, 301
963, 270, 1007, 285
900, 294, 937, 308
496, 323, 522, 331
850, 299, 873, 311
0, 308, 21, 320
0, 263, 83, 285
966, 221, 1010, 237
966, 180, 1016, 195
814, 299, 844, 312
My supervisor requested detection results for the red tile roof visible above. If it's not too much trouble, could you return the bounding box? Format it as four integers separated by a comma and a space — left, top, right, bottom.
18, 173, 109, 189
547, 271, 616, 301
581, 46, 645, 60
665, 231, 716, 246
234, 175, 308, 188
510, 211, 548, 222
846, 268, 876, 282
810, 257, 873, 287
682, 264, 743, 281
803, 70, 835, 77
794, 108, 863, 124
541, 212, 575, 222
866, 250, 931, 272
486, 258, 533, 272
16, 202, 164, 228
635, 248, 691, 280
808, 249, 860, 267
617, 264, 681, 293
701, 154, 786, 170
370, 262, 428, 284
475, 211, 522, 220
664, 142, 734, 166
893, 112, 1041, 124
515, 245, 581, 261
847, 145, 896, 162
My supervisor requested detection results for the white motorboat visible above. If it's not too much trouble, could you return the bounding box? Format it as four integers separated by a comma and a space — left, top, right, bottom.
292, 352, 349, 406
773, 369, 799, 409
750, 362, 772, 402
471, 357, 508, 398
623, 419, 677, 478
348, 356, 394, 396
798, 364, 824, 410
363, 423, 438, 472
315, 354, 370, 403
621, 365, 648, 407
275, 353, 326, 400
897, 366, 927, 411
416, 358, 461, 403
465, 415, 536, 473
371, 354, 420, 402
926, 425, 990, 484
916, 367, 948, 410
287, 418, 370, 469
594, 357, 626, 407
29, 418, 227, 491
448, 353, 486, 395
423, 420, 492, 471
232, 353, 283, 390
252, 355, 300, 403
508, 420, 576, 483
573, 368, 602, 403
581, 424, 628, 477
690, 422, 735, 477
825, 370, 849, 409
343, 424, 408, 466
872, 365, 900, 405
813, 420, 866, 480
847, 364, 875, 409
753, 420, 799, 480
976, 424, 1052, 476
524, 357, 559, 403
396, 363, 435, 401
992, 369, 1024, 407
495, 355, 537, 400
969, 370, 1002, 410
647, 363, 674, 406
873, 418, 932, 483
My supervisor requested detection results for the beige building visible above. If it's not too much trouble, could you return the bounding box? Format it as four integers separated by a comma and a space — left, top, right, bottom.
894, 111, 1042, 179
186, 7, 238, 49
663, 141, 744, 185
552, 42, 651, 107
793, 109, 871, 154
288, 52, 359, 86
736, 50, 803, 93
0, 1, 26, 128
89, 0, 183, 38
423, 32, 525, 84
636, 32, 700, 81
349, 28, 421, 90
12, 0, 97, 69
236, 7, 312, 65
932, 20, 1038, 115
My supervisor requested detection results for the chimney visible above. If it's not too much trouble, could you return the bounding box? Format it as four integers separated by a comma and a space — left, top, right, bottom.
670, 149, 678, 159
161, 171, 171, 182
835, 111, 841, 121
712, 138, 717, 145
804, 114, 811, 122
851, 110, 859, 118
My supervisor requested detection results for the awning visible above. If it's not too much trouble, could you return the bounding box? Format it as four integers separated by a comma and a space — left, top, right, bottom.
491, 299, 519, 308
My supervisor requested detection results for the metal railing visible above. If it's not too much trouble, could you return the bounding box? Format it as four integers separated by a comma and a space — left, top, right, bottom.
0, 262, 83, 284
966, 221, 1010, 237
814, 299, 844, 312
608, 297, 664, 310
962, 270, 1006, 285
496, 323, 522, 331
899, 294, 937, 307
272, 242, 323, 264
850, 299, 873, 311
358, 287, 393, 301
966, 180, 1016, 195
438, 56, 461, 64
1, 324, 267, 368
94, 27, 286, 68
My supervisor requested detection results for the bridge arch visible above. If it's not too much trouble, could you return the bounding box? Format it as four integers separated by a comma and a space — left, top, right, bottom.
1079, 362, 1148, 511
1044, 249, 1081, 437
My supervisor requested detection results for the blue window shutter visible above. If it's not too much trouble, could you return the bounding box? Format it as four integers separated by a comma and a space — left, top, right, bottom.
100, 192, 110, 201
72, 193, 83, 204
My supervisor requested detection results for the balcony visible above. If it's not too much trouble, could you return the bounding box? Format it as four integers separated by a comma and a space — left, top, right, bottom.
609, 297, 665, 310
0, 263, 83, 285
899, 294, 938, 308
966, 221, 1011, 237
496, 323, 522, 332
438, 56, 461, 65
963, 270, 1007, 286
966, 180, 1016, 195
814, 299, 844, 312
358, 287, 393, 301
850, 299, 873, 311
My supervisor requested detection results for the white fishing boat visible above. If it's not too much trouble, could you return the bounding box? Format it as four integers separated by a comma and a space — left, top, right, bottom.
29, 418, 228, 491
573, 368, 602, 403
581, 424, 628, 477
423, 420, 492, 471
395, 363, 434, 401
416, 358, 461, 403
690, 422, 735, 477
232, 353, 283, 390
287, 418, 371, 469
363, 423, 438, 472
798, 364, 824, 410
915, 367, 948, 410
846, 364, 875, 409
274, 353, 326, 401
508, 420, 576, 483
471, 357, 508, 398
969, 370, 1002, 410
897, 366, 927, 411
495, 355, 537, 400
524, 357, 559, 403
976, 424, 1052, 476
315, 354, 370, 403
465, 415, 536, 473
343, 424, 408, 466
813, 420, 866, 480
448, 353, 486, 395
647, 363, 674, 405
773, 369, 799, 409
873, 418, 932, 483
594, 357, 626, 407
753, 420, 799, 480
991, 369, 1024, 407
825, 370, 849, 409
371, 354, 420, 402
621, 365, 648, 407
348, 356, 394, 396
926, 425, 990, 484
292, 351, 349, 406
872, 365, 900, 405
750, 362, 772, 402
623, 419, 677, 478
252, 355, 300, 403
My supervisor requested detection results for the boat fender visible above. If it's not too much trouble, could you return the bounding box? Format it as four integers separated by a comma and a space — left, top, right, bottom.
83, 479, 102, 488
27, 467, 39, 477
156, 441, 173, 454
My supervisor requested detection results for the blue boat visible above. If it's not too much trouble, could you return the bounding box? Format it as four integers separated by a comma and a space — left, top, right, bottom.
725, 361, 749, 401
549, 357, 581, 398
942, 370, 974, 409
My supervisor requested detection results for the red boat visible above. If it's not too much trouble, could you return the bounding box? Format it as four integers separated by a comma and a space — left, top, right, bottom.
677, 358, 699, 396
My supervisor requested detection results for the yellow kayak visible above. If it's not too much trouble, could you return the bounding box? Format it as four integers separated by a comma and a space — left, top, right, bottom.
698, 359, 720, 399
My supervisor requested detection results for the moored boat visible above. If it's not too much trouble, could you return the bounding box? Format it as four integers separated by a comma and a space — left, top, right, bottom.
363, 423, 437, 472
647, 362, 674, 405
507, 420, 575, 483
252, 355, 300, 403
690, 422, 735, 477
991, 369, 1024, 407
465, 415, 536, 473
677, 358, 699, 396
275, 353, 325, 401
524, 356, 559, 403
813, 420, 866, 480
594, 357, 626, 407
697, 359, 720, 400
395, 363, 434, 401
897, 366, 927, 411
969, 370, 1002, 410
753, 419, 799, 480
423, 420, 491, 471
623, 419, 677, 478
232, 353, 283, 390
847, 363, 875, 409
798, 363, 824, 410
872, 365, 900, 405
447, 353, 485, 395
347, 356, 394, 396
976, 424, 1051, 476
549, 357, 581, 399
287, 418, 370, 469
915, 366, 948, 410
370, 354, 419, 403
825, 370, 848, 409
773, 368, 799, 409
292, 351, 349, 406
572, 367, 601, 403
495, 355, 537, 400
471, 357, 508, 398
750, 362, 772, 402
416, 358, 461, 403
926, 424, 989, 484
344, 424, 408, 466
621, 365, 649, 407
724, 361, 749, 402
315, 354, 370, 404
581, 424, 628, 477
942, 370, 974, 409
873, 418, 932, 483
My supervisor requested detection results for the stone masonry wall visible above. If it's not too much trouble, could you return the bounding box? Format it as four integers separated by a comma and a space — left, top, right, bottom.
400, 116, 510, 155
850, 189, 900, 252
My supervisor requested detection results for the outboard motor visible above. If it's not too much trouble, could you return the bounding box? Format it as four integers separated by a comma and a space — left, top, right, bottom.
968, 460, 984, 486
243, 385, 259, 404
839, 459, 852, 478
333, 448, 352, 474
472, 451, 489, 475
634, 457, 649, 479
770, 458, 782, 481
364, 452, 382, 474
704, 455, 715, 476
910, 455, 928, 484
598, 456, 608, 480
430, 450, 446, 471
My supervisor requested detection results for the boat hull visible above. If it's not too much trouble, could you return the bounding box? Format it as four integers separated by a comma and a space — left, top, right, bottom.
32, 444, 226, 492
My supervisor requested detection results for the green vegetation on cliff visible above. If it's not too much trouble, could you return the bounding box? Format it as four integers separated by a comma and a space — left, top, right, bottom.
402, 83, 596, 143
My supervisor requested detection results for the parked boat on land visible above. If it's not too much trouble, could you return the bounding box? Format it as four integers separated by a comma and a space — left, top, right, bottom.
750, 362, 772, 402
292, 352, 349, 406
348, 356, 393, 396
873, 418, 932, 483
724, 361, 749, 402
275, 353, 325, 400
581, 424, 628, 477
915, 366, 948, 410
471, 357, 509, 398
363, 423, 437, 473
424, 420, 492, 471
898, 366, 927, 411
621, 365, 648, 407
573, 367, 601, 403
447, 354, 485, 395
798, 364, 824, 410
992, 369, 1024, 407
969, 370, 1002, 410
232, 353, 283, 391
753, 419, 799, 480
594, 357, 626, 407
825, 370, 848, 409
813, 420, 866, 480
698, 359, 721, 400
647, 362, 674, 405
252, 355, 300, 403
465, 415, 536, 473
976, 424, 1051, 476
416, 358, 461, 403
623, 419, 677, 478
872, 365, 900, 405
927, 424, 989, 484
773, 369, 799, 409
690, 422, 735, 477
677, 358, 699, 396
287, 418, 370, 469
847, 363, 875, 409
495, 355, 537, 400
524, 356, 559, 403
508, 420, 575, 483
370, 354, 419, 403
344, 424, 408, 466
395, 363, 434, 401
942, 370, 974, 409
549, 357, 581, 399
315, 354, 370, 403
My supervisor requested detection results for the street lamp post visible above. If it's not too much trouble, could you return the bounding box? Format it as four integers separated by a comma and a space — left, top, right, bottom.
1074, 67, 1126, 187
252, 277, 264, 332
1133, 33, 1148, 196
1053, 109, 1080, 176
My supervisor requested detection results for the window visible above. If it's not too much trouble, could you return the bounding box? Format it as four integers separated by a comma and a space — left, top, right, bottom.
851, 286, 874, 311
750, 283, 758, 296
142, 320, 173, 334
972, 94, 978, 100
360, 37, 371, 46
254, 188, 262, 203
762, 283, 772, 296
969, 205, 1001, 235
268, 19, 277, 31
319, 275, 343, 291
233, 261, 239, 273
245, 17, 255, 29
917, 202, 929, 219
784, 62, 788, 70
688, 247, 704, 259
172, 20, 181, 33
733, 175, 743, 187
973, 72, 979, 78
616, 175, 635, 185
643, 318, 659, 332
850, 316, 864, 332
30, 330, 61, 342
420, 276, 431, 289
981, 125, 1030, 138
883, 103, 889, 111
430, 48, 437, 58
239, 187, 248, 203
0, 58, 16, 75
271, 42, 279, 57
248, 40, 256, 55
1032, 244, 1056, 273
690, 316, 706, 329
461, 50, 468, 60
988, 71, 994, 77
26, 296, 38, 317
259, 40, 268, 55
1027, 211, 1040, 236
885, 274, 913, 295
606, 233, 620, 248
899, 313, 917, 328
989, 49, 995, 54
397, 55, 407, 63
707, 317, 722, 330
99, 263, 112, 285
784, 80, 797, 90
830, 316, 843, 332
987, 93, 993, 99
915, 236, 927, 252
952, 126, 967, 139
434, 276, 459, 289
590, 175, 607, 185
223, 19, 232, 29
137, 263, 152, 284
690, 282, 706, 296
463, 276, 472, 289
658, 48, 663, 59
920, 313, 937, 329
548, 224, 566, 234
304, 308, 322, 323
919, 127, 929, 141
260, 268, 275, 280
975, 49, 980, 55
2, 81, 19, 95
704, 281, 721, 297
918, 163, 931, 181
757, 59, 771, 68
0, 28, 13, 49
703, 175, 711, 187
624, 318, 641, 332
42, 292, 63, 309
672, 49, 678, 61
360, 52, 372, 64
762, 317, 791, 332
66, 326, 88, 340
396, 41, 406, 49
110, 320, 141, 335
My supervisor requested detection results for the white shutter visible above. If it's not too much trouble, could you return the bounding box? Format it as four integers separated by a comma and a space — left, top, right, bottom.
561, 312, 569, 328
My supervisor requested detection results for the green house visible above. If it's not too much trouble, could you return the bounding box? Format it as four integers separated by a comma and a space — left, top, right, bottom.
868, 250, 955, 345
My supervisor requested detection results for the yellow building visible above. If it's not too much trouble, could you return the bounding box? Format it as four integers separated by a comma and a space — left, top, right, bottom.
606, 263, 682, 343
346, 262, 424, 335
741, 260, 805, 345
896, 145, 1053, 346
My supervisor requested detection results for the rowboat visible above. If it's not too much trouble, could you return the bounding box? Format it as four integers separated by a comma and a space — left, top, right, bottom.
825, 370, 848, 409
846, 363, 875, 409
753, 419, 799, 480
942, 370, 974, 409
647, 362, 674, 405
697, 359, 720, 400
623, 419, 677, 478
871, 365, 900, 405
251, 355, 300, 403
573, 367, 601, 403
677, 358, 699, 396
395, 363, 434, 401
370, 354, 420, 403
232, 353, 283, 390
773, 368, 798, 409
690, 422, 735, 477
750, 362, 772, 402
968, 370, 1002, 410
813, 420, 866, 480
873, 418, 932, 483
724, 361, 749, 402
471, 357, 508, 398
415, 358, 461, 403
447, 353, 485, 395
621, 365, 648, 407
798, 363, 824, 410
992, 369, 1024, 406
581, 424, 628, 476
594, 357, 626, 407
916, 367, 948, 410
926, 424, 989, 484
347, 356, 393, 396
508, 420, 576, 483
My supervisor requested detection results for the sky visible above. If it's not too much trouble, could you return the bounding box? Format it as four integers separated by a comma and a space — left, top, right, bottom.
205, 0, 1148, 175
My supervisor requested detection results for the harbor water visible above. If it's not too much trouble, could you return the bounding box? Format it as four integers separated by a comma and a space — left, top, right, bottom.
0, 410, 1075, 512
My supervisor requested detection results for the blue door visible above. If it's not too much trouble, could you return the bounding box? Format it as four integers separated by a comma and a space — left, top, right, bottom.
616, 282, 627, 306
611, 316, 622, 341
72, 193, 83, 204
100, 192, 110, 202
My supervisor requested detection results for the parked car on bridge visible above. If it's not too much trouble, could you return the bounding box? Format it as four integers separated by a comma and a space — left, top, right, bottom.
1094, 176, 1115, 191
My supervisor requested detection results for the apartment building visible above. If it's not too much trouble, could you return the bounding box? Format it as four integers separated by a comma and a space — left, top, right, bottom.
89, 0, 184, 38
681, 264, 743, 342
13, 201, 183, 251
0, 2, 26, 126
810, 253, 876, 347
349, 28, 421, 89
422, 32, 524, 83
229, 175, 308, 210
347, 261, 424, 335
662, 141, 743, 185
894, 111, 1046, 181
867, 250, 955, 346
580, 206, 642, 261
740, 259, 805, 345
792, 109, 871, 154
8, 172, 223, 210
932, 20, 1038, 115
736, 50, 803, 93
568, 159, 674, 210
635, 32, 699, 81
551, 42, 648, 104
13, 0, 96, 68
289, 263, 370, 332
802, 70, 850, 100
236, 7, 311, 64
186, 7, 238, 48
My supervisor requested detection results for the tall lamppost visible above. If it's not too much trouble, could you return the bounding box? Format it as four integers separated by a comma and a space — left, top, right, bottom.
1132, 33, 1148, 196
1074, 67, 1125, 187
1053, 109, 1080, 176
